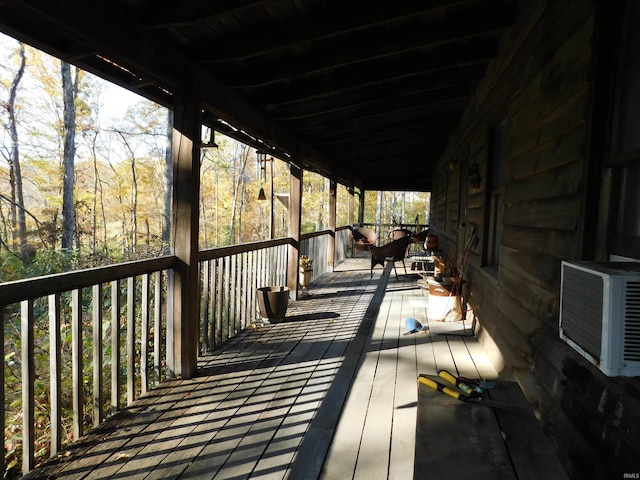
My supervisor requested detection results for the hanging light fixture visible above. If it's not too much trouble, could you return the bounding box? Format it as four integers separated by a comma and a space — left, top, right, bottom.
256, 150, 268, 200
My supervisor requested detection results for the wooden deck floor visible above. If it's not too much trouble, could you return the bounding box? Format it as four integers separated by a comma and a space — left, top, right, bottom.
25, 258, 499, 480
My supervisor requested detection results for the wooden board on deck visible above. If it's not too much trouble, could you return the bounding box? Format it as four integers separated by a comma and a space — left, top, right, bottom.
415, 379, 568, 480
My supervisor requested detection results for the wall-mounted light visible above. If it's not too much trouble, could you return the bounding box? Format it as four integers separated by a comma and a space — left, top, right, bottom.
198, 126, 218, 148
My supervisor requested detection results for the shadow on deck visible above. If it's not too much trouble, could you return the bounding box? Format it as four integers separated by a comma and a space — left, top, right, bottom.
23, 258, 497, 480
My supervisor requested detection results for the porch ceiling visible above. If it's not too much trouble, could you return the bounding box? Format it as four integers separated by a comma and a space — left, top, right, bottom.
0, 0, 517, 192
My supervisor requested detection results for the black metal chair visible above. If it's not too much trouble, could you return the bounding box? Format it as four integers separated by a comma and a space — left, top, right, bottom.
369, 235, 412, 279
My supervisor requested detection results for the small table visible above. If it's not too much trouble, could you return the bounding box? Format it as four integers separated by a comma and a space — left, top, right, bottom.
409, 255, 434, 275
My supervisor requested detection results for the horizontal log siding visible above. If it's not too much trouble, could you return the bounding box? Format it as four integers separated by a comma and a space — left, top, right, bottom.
428, 1, 640, 477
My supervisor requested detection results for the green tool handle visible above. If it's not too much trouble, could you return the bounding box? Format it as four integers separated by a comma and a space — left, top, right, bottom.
438, 369, 475, 396
418, 376, 465, 401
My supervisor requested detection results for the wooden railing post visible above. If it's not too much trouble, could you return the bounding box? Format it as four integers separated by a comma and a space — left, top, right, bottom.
169, 89, 201, 379
348, 187, 355, 226
288, 164, 303, 300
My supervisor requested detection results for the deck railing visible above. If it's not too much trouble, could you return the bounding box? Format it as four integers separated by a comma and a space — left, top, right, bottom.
298, 227, 352, 283
1, 229, 353, 476
198, 239, 290, 352
0, 256, 175, 475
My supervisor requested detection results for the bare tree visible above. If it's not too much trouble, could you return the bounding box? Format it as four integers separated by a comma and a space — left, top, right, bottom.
60, 60, 77, 252
117, 131, 138, 256
4, 43, 30, 264
229, 144, 250, 243
162, 109, 173, 252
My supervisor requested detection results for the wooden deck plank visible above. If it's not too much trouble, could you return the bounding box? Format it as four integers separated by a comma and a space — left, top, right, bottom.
22, 261, 548, 480
389, 281, 422, 480
352, 287, 399, 479
415, 380, 517, 480
85, 321, 309, 480
447, 333, 481, 378
489, 382, 569, 480
463, 336, 500, 379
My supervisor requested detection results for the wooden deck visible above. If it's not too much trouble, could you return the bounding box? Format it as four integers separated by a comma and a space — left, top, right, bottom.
25, 258, 501, 480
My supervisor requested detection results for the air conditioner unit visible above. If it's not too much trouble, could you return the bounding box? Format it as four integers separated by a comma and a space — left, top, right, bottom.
559, 261, 640, 377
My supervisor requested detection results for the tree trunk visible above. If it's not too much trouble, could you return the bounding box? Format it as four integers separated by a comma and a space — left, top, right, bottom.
230, 144, 249, 244
117, 132, 138, 257
375, 190, 383, 241
61, 60, 77, 252
162, 110, 173, 252
401, 192, 406, 224
7, 44, 29, 264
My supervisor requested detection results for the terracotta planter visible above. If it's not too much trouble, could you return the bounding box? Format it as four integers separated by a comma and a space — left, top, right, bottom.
425, 234, 439, 251
257, 286, 289, 321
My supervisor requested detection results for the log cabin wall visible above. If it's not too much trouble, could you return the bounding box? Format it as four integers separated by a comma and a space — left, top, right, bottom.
428, 1, 640, 478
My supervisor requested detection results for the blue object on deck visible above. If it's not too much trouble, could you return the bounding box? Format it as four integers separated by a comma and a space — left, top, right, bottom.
404, 317, 426, 335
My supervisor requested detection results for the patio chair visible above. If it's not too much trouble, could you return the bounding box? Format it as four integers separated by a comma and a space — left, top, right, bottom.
388, 228, 413, 240
411, 229, 430, 245
351, 226, 377, 257
369, 235, 412, 279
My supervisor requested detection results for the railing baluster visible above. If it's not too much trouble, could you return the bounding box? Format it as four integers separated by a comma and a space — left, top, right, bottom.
166, 269, 175, 378
1, 307, 4, 476
224, 257, 231, 342
71, 289, 83, 440
111, 280, 121, 414
251, 250, 258, 320
214, 258, 222, 347
241, 252, 248, 329
48, 294, 61, 457
201, 260, 210, 354
207, 262, 214, 350
92, 284, 103, 427
21, 300, 35, 474
141, 274, 150, 396
127, 276, 136, 405
229, 255, 240, 336
49, 293, 62, 457
153, 271, 162, 383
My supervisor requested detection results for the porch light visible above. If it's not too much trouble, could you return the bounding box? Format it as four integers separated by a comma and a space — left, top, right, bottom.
256, 149, 275, 238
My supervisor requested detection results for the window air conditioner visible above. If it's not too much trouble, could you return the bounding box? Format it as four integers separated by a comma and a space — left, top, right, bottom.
559, 261, 640, 377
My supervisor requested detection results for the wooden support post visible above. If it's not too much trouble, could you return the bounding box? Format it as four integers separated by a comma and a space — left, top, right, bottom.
357, 188, 365, 225
348, 187, 355, 226
288, 164, 303, 300
169, 90, 201, 379
328, 179, 336, 270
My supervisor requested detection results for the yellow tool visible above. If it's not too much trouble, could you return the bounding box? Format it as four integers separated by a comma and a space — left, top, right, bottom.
438, 369, 481, 396
418, 374, 521, 412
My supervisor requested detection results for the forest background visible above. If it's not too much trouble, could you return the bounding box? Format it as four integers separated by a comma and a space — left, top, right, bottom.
0, 32, 430, 475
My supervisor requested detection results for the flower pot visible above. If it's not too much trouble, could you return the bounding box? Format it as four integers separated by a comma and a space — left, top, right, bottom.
299, 268, 313, 288
425, 234, 439, 251
257, 286, 289, 321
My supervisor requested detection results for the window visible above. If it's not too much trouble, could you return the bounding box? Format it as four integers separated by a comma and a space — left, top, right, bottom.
484, 119, 507, 271
458, 147, 469, 229
602, 1, 640, 259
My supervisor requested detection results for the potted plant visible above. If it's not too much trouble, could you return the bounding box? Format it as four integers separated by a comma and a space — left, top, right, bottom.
299, 255, 313, 288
